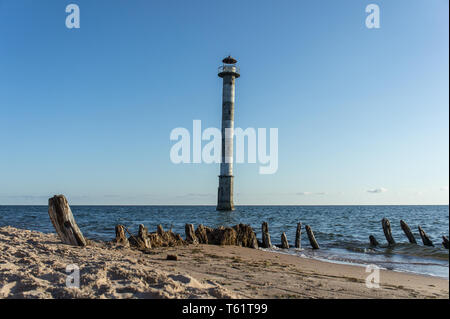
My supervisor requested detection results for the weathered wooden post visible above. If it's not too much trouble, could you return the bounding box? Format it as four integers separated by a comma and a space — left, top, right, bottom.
233, 224, 258, 249
195, 224, 209, 244
442, 236, 449, 249
305, 225, 320, 249
157, 224, 164, 236
261, 222, 272, 248
400, 220, 417, 244
48, 195, 87, 246
114, 224, 129, 246
138, 224, 151, 249
418, 226, 434, 247
369, 235, 379, 247
185, 224, 198, 244
382, 218, 395, 246
295, 222, 302, 249
281, 232, 289, 249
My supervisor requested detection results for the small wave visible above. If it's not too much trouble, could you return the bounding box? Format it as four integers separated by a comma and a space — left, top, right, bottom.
326, 240, 449, 261
260, 246, 449, 278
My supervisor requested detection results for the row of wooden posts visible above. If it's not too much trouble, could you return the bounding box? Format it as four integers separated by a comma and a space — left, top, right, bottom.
371, 217, 449, 249
267, 218, 449, 250
261, 221, 320, 250
47, 193, 321, 250
48, 195, 448, 250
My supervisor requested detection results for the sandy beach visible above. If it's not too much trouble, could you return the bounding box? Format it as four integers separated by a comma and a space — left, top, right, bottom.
0, 226, 447, 299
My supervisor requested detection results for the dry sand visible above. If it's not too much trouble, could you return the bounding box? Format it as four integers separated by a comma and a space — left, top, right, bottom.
0, 226, 448, 299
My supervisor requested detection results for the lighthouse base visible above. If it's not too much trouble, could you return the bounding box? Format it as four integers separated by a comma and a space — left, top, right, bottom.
217, 176, 234, 211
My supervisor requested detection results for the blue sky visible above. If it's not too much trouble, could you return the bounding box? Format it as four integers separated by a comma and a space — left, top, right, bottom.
0, 0, 448, 205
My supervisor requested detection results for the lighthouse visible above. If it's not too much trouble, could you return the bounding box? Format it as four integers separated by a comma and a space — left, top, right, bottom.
217, 56, 240, 211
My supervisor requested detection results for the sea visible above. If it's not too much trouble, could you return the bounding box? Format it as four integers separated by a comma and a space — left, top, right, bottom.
0, 205, 448, 278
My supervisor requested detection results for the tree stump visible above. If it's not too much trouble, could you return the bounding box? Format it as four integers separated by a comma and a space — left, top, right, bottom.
382, 218, 395, 246
48, 195, 87, 246
418, 226, 433, 247
261, 222, 272, 248
305, 225, 320, 249
369, 235, 379, 247
400, 220, 417, 244
185, 224, 198, 244
442, 236, 449, 249
295, 222, 302, 249
281, 232, 289, 249
114, 225, 129, 247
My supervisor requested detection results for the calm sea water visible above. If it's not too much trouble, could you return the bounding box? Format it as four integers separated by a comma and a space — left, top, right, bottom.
0, 205, 448, 278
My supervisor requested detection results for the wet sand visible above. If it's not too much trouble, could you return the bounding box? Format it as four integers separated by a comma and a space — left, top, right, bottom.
0, 226, 448, 299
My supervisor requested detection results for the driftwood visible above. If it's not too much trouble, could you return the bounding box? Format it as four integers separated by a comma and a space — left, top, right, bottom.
369, 235, 379, 247
48, 195, 87, 246
167, 254, 178, 261
442, 236, 449, 249
123, 226, 142, 247
305, 225, 320, 249
185, 224, 198, 244
400, 220, 417, 244
261, 222, 272, 248
418, 226, 434, 247
281, 232, 289, 249
114, 225, 129, 246
381, 218, 395, 246
295, 222, 302, 249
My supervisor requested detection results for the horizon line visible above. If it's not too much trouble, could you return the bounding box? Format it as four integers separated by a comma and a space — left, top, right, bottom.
0, 204, 448, 207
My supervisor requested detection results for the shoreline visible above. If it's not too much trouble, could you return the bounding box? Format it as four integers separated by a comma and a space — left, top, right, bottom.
261, 247, 449, 280
0, 226, 448, 299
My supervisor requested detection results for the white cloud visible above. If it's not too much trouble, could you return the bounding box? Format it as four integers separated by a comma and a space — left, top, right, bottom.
296, 192, 327, 196
441, 186, 449, 191
367, 187, 388, 194
178, 193, 214, 198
